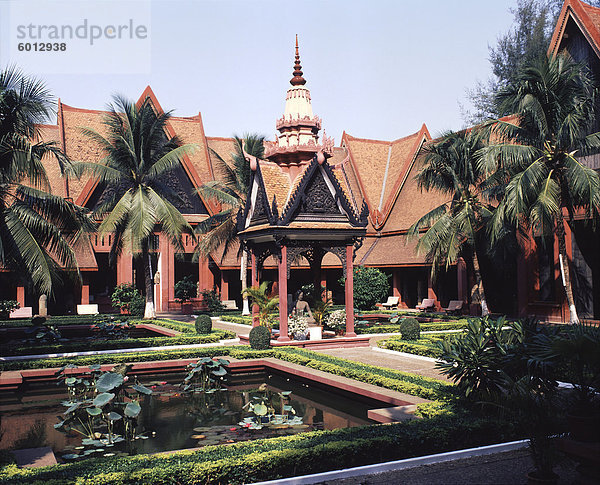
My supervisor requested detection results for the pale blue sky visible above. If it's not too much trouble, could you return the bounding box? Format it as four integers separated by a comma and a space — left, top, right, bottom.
0, 0, 519, 142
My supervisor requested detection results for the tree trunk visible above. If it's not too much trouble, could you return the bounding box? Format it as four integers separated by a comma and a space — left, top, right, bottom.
556, 212, 579, 324
472, 250, 490, 316
142, 240, 155, 319
241, 251, 250, 315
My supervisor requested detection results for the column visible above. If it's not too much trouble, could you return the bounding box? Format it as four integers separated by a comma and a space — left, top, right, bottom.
220, 271, 229, 300
457, 258, 467, 303
198, 257, 213, 292
427, 274, 438, 310
345, 244, 356, 337
16, 286, 25, 308
159, 237, 172, 312
81, 273, 90, 305
278, 245, 290, 341
117, 251, 133, 285
251, 251, 259, 327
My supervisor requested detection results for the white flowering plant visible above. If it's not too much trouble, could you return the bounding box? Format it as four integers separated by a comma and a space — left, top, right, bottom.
325, 309, 346, 331
288, 314, 309, 339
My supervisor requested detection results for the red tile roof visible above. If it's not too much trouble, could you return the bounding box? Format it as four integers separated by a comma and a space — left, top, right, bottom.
549, 0, 600, 57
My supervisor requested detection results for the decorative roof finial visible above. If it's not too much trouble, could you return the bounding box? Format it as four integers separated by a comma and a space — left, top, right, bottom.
290, 34, 306, 86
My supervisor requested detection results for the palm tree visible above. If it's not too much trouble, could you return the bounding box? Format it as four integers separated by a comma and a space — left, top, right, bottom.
241, 281, 279, 329
0, 66, 91, 295
75, 95, 197, 318
409, 130, 494, 316
482, 53, 600, 324
195, 134, 264, 315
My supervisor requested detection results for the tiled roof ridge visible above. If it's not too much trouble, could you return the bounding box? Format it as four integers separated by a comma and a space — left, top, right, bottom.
376, 124, 430, 230
549, 0, 600, 57
343, 128, 423, 145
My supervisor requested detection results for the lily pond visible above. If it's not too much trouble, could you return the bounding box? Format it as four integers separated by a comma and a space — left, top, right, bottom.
0, 361, 377, 462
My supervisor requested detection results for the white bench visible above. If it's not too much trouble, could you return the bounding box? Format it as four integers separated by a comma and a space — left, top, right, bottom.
222, 300, 238, 310
10, 307, 33, 318
77, 304, 99, 315
381, 296, 400, 309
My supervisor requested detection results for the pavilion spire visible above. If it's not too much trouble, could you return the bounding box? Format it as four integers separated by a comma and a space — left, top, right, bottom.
290, 34, 306, 86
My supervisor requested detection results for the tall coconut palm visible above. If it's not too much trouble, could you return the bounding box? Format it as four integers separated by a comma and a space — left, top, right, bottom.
409, 130, 494, 316
195, 134, 264, 315
482, 53, 600, 324
75, 95, 197, 318
0, 66, 91, 295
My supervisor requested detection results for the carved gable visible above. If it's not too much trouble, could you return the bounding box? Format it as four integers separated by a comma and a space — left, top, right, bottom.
86, 165, 208, 215
293, 168, 347, 222
250, 184, 269, 224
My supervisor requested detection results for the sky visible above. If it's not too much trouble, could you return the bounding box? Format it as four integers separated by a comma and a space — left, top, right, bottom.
0, 0, 520, 143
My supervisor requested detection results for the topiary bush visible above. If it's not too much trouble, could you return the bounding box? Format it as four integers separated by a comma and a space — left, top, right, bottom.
341, 266, 389, 310
195, 314, 212, 334
400, 317, 421, 340
249, 325, 271, 350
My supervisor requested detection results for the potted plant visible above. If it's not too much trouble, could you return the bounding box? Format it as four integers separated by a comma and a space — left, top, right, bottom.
312, 297, 332, 327
0, 300, 19, 320
111, 284, 143, 315
174, 275, 197, 314
325, 309, 346, 336
288, 314, 309, 340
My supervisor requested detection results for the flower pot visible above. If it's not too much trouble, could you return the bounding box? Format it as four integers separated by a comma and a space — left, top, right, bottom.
567, 412, 600, 443
526, 471, 558, 485
293, 332, 308, 341
309, 326, 322, 340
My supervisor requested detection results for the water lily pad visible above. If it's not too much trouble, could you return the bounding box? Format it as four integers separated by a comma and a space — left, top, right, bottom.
74, 446, 85, 450
64, 402, 81, 415
279, 391, 292, 396
124, 401, 141, 418
132, 384, 153, 395
65, 377, 77, 386
253, 404, 268, 416
104, 453, 115, 457
96, 372, 123, 393
93, 392, 115, 407
62, 453, 80, 460
108, 411, 122, 421
86, 407, 102, 416
190, 434, 206, 439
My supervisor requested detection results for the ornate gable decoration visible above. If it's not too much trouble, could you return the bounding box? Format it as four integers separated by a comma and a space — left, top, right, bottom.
238, 162, 276, 230
280, 155, 368, 226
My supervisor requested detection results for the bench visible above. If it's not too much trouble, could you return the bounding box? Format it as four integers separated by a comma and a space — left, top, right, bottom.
222, 300, 238, 310
444, 300, 463, 315
10, 307, 33, 318
77, 304, 99, 315
381, 296, 400, 309
416, 299, 435, 312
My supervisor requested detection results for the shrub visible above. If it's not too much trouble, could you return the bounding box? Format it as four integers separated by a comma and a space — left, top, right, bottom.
175, 275, 197, 303
400, 318, 420, 340
341, 267, 389, 310
200, 288, 225, 313
249, 325, 271, 350
195, 314, 212, 334
111, 284, 144, 315
0, 300, 19, 319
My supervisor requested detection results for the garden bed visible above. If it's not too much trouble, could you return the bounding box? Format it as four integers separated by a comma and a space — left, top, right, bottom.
0, 346, 528, 485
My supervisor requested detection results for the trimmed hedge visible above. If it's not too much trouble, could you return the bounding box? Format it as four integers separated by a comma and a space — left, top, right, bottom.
195, 315, 213, 334
0, 411, 525, 484
355, 320, 468, 334
377, 337, 445, 358
218, 315, 252, 325
0, 314, 130, 328
0, 329, 234, 357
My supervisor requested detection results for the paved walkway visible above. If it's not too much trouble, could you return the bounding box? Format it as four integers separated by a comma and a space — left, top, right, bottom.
311, 449, 577, 485
311, 346, 450, 382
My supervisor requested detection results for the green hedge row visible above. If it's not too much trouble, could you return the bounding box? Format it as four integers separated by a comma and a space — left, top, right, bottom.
355, 321, 467, 334
0, 314, 133, 328
0, 411, 523, 484
0, 330, 235, 357
378, 338, 444, 358
144, 318, 196, 333
218, 315, 252, 325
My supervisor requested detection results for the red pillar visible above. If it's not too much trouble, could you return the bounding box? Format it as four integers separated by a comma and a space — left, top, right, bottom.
251, 251, 259, 327
159, 238, 172, 312
16, 286, 25, 308
117, 251, 133, 285
427, 274, 439, 310
81, 273, 90, 305
198, 257, 213, 292
220, 271, 229, 300
457, 257, 467, 303
278, 245, 290, 341
345, 244, 356, 337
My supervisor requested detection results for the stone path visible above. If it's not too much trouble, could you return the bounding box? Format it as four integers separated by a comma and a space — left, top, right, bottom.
11, 447, 57, 468
311, 346, 450, 382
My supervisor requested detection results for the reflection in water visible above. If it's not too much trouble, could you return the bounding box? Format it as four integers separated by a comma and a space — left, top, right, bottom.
0, 372, 375, 460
